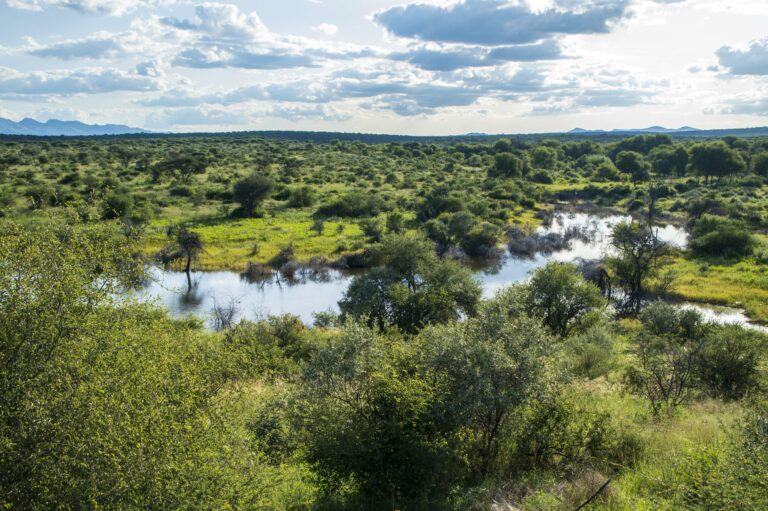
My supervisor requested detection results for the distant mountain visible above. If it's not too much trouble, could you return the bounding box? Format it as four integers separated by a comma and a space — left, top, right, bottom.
0, 117, 148, 136
568, 126, 701, 135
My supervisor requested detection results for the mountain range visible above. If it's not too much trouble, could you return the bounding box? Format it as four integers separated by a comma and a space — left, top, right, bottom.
568, 126, 701, 134
0, 118, 148, 136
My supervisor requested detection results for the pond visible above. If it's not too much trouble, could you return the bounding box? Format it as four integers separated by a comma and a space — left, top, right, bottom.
134, 211, 763, 332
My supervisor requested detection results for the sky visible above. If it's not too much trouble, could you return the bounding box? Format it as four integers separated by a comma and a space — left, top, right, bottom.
0, 0, 767, 135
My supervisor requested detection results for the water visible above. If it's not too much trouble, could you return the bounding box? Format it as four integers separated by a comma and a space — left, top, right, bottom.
133, 212, 759, 330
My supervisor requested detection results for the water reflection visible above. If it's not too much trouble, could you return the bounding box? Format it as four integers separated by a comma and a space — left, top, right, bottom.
135, 212, 729, 328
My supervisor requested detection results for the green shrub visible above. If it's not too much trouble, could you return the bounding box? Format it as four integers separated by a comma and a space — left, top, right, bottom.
695, 325, 763, 400
568, 325, 616, 379
690, 214, 756, 258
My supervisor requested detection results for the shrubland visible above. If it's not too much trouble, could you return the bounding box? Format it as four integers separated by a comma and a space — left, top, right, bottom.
1, 132, 768, 509
1, 217, 767, 509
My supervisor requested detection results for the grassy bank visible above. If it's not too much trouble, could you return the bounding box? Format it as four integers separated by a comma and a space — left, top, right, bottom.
142, 205, 546, 271
665, 249, 768, 324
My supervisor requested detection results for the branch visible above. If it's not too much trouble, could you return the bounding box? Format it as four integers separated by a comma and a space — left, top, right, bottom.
574, 479, 611, 511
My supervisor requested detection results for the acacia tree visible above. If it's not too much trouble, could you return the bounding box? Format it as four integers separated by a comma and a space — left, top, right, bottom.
163, 226, 203, 289
607, 221, 667, 315
489, 152, 525, 178
690, 140, 745, 185
232, 173, 274, 217
615, 150, 650, 185
154, 155, 208, 183
649, 145, 689, 176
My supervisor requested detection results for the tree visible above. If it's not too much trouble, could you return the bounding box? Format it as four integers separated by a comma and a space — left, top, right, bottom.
417, 297, 554, 472
607, 221, 667, 315
287, 185, 317, 208
154, 154, 208, 183
102, 190, 133, 220
530, 146, 558, 169
615, 150, 651, 184
690, 141, 746, 185
232, 173, 274, 217
298, 324, 461, 509
752, 151, 768, 177
339, 233, 481, 333
523, 262, 606, 338
163, 226, 204, 289
624, 302, 707, 414
696, 325, 762, 400
649, 145, 689, 176
490, 152, 525, 178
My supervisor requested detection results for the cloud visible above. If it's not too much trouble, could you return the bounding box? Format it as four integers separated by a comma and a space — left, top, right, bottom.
0, 66, 160, 96
6, 0, 176, 15
266, 104, 350, 122
312, 23, 338, 36
160, 3, 269, 40
145, 106, 248, 127
716, 38, 768, 75
149, 3, 374, 69
573, 88, 653, 107
716, 94, 768, 116
373, 0, 631, 46
27, 32, 141, 60
172, 46, 316, 69
391, 40, 563, 71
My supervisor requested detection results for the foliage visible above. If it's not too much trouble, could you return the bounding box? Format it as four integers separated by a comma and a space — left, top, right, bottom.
615, 150, 651, 184
690, 141, 746, 183
607, 221, 667, 315
339, 233, 481, 332
522, 262, 606, 338
689, 214, 756, 258
0, 220, 283, 509
695, 325, 764, 400
624, 302, 708, 414
232, 172, 274, 217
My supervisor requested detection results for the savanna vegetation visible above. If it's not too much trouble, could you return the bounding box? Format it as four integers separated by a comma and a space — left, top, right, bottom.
1, 132, 766, 320
1, 131, 768, 509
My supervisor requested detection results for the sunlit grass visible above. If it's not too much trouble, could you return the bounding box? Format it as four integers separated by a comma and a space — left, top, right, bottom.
665, 255, 768, 324
143, 210, 366, 270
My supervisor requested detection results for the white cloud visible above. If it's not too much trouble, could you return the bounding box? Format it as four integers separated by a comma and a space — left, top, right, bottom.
312, 23, 338, 36
26, 31, 147, 60
6, 0, 177, 15
0, 66, 161, 96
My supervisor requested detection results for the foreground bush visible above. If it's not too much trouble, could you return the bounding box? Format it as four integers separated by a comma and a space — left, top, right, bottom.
0, 220, 307, 509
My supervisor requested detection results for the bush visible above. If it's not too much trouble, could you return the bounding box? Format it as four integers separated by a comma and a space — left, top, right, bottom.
287, 185, 317, 208
315, 191, 386, 218
102, 190, 133, 219
695, 325, 763, 400
359, 216, 385, 242
169, 184, 194, 197
568, 325, 615, 379
624, 302, 707, 414
689, 215, 756, 258
529, 170, 554, 184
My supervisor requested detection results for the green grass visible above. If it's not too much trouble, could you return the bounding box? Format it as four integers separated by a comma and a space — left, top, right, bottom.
144, 210, 367, 270
665, 253, 768, 324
